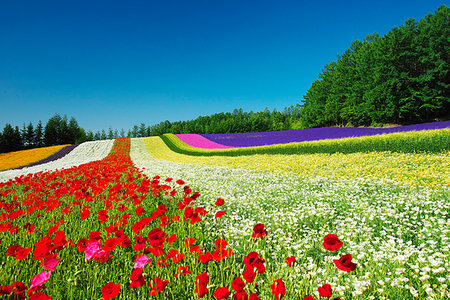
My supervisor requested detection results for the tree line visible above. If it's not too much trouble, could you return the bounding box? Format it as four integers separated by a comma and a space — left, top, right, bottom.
299, 5, 449, 127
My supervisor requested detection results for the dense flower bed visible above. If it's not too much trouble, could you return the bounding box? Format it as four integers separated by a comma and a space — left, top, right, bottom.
131, 137, 449, 299
175, 134, 234, 149
200, 121, 450, 147
0, 140, 114, 183
0, 145, 69, 171
13, 145, 79, 170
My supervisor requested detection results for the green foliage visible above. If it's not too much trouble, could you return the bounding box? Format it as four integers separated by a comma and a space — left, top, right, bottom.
161, 129, 450, 156
300, 5, 450, 127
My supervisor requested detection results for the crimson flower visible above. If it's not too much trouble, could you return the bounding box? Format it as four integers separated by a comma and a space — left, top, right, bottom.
213, 287, 230, 299
270, 278, 286, 300
215, 211, 226, 218
322, 234, 343, 251
252, 223, 267, 241
101, 282, 120, 299
285, 255, 296, 267
249, 293, 260, 300
318, 284, 332, 298
29, 292, 52, 300
333, 254, 357, 272
215, 198, 225, 206
149, 277, 168, 296
194, 272, 209, 298
302, 296, 316, 300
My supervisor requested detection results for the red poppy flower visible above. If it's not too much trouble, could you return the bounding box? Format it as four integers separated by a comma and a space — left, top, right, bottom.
302, 296, 316, 300
270, 278, 286, 300
215, 211, 225, 218
322, 234, 343, 251
199, 251, 213, 264
318, 284, 332, 298
231, 276, 245, 292
174, 265, 191, 278
252, 223, 267, 241
215, 198, 225, 206
147, 228, 166, 248
194, 273, 209, 298
29, 292, 52, 300
213, 287, 230, 299
243, 267, 256, 283
176, 179, 185, 185
149, 277, 168, 296
249, 293, 259, 300
285, 255, 296, 267
136, 206, 145, 216
333, 254, 357, 272
101, 282, 120, 299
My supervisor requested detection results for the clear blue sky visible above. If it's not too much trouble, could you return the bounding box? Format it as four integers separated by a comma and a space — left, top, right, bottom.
0, 0, 447, 132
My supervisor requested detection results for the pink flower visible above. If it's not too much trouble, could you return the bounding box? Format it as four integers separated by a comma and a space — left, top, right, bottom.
134, 255, 151, 269
30, 271, 51, 290
85, 241, 100, 261
43, 258, 60, 271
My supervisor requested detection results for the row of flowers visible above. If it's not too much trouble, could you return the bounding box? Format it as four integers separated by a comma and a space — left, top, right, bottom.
0, 140, 114, 183
0, 144, 68, 172
131, 137, 449, 299
1, 138, 352, 299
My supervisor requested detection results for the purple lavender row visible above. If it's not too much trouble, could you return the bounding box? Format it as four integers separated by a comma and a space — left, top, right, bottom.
13, 144, 79, 170
201, 121, 450, 147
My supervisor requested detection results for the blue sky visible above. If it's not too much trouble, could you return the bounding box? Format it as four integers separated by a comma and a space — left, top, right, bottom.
0, 0, 447, 132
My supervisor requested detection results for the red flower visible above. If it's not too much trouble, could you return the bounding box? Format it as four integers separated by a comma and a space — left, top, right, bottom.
252, 223, 267, 241
302, 297, 316, 300
15, 247, 32, 260
231, 276, 245, 293
249, 293, 259, 300
215, 198, 225, 206
270, 278, 286, 300
29, 292, 52, 300
174, 265, 191, 278
213, 287, 230, 299
318, 284, 332, 298
215, 211, 226, 218
285, 255, 296, 267
333, 254, 357, 272
176, 179, 185, 185
136, 206, 145, 216
194, 272, 209, 298
147, 228, 166, 248
322, 234, 343, 251
101, 282, 120, 299
199, 251, 213, 264
77, 238, 88, 252
149, 277, 168, 296
243, 267, 256, 283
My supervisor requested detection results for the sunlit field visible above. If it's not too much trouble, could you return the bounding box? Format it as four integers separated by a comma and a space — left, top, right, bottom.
0, 130, 448, 299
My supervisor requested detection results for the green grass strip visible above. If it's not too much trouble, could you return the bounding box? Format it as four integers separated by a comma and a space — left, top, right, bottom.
161, 128, 450, 156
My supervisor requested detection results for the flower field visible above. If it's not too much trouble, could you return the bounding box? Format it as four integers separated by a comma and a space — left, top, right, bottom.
0, 145, 69, 172
0, 127, 449, 299
199, 121, 450, 148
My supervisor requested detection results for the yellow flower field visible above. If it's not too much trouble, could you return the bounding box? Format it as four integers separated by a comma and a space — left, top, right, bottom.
144, 137, 450, 188
0, 144, 69, 171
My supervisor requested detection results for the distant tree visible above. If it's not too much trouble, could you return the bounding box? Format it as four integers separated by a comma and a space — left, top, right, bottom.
120, 128, 125, 137
131, 125, 139, 138
86, 130, 94, 141
24, 122, 35, 148
35, 121, 44, 147
139, 123, 146, 137
108, 127, 114, 139
44, 114, 62, 146
101, 129, 107, 140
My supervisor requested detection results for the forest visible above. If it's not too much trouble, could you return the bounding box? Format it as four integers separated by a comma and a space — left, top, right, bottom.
1, 5, 448, 153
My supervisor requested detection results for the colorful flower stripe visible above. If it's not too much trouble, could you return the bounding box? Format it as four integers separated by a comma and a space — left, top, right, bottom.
130, 138, 449, 299
201, 121, 450, 147
13, 144, 79, 170
175, 134, 234, 149
142, 137, 449, 187
0, 140, 114, 183
0, 144, 69, 171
